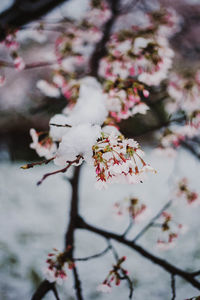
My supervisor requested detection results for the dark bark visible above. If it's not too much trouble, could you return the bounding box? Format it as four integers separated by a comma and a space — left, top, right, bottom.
31, 280, 56, 300
0, 0, 70, 41
65, 166, 84, 300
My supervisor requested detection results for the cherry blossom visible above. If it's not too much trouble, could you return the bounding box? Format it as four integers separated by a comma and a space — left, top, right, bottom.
30, 128, 57, 159
177, 178, 200, 206
93, 128, 155, 189
97, 256, 128, 293
103, 78, 149, 121
156, 211, 186, 250
113, 197, 148, 222
44, 248, 75, 285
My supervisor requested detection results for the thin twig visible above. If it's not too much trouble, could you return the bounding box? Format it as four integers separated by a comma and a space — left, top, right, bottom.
74, 246, 111, 262
122, 215, 134, 237
132, 200, 172, 242
37, 155, 82, 185
21, 157, 55, 169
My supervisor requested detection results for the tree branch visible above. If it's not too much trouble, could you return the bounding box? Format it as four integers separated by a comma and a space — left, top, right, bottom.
64, 166, 84, 300
74, 246, 111, 262
36, 155, 82, 186
171, 275, 176, 300
0, 0, 71, 41
181, 140, 200, 160
77, 216, 200, 291
31, 280, 58, 300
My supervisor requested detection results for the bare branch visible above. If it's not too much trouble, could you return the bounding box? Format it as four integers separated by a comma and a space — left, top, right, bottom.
122, 215, 134, 237
37, 155, 83, 185
74, 246, 111, 262
21, 157, 55, 169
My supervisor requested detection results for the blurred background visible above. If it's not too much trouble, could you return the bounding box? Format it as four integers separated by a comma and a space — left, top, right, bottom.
0, 0, 200, 299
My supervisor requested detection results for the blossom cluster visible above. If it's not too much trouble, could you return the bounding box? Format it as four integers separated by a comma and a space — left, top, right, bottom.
33, 7, 179, 126
97, 256, 128, 293
36, 0, 112, 98
92, 128, 155, 189
147, 8, 181, 38
155, 70, 200, 156
167, 71, 200, 116
177, 178, 199, 206
30, 76, 155, 187
1, 31, 25, 71
44, 248, 75, 285
156, 211, 185, 250
155, 118, 200, 157
113, 197, 147, 222
104, 78, 149, 122
30, 128, 57, 159
98, 9, 176, 86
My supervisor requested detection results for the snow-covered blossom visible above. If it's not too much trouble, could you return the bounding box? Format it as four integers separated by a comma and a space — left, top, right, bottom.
49, 114, 72, 142
68, 77, 108, 125
30, 128, 57, 159
92, 128, 156, 189
54, 123, 101, 166
36, 80, 60, 98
